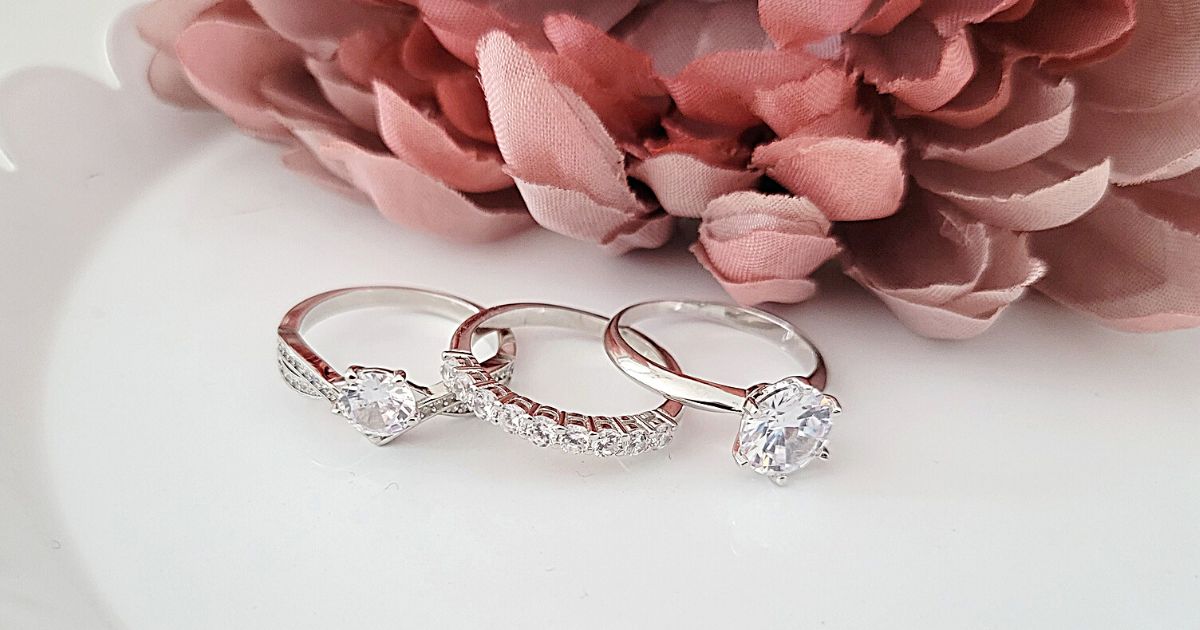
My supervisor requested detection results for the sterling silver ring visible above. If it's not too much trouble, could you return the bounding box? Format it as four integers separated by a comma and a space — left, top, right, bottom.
603, 300, 840, 484
277, 286, 516, 445
443, 303, 683, 457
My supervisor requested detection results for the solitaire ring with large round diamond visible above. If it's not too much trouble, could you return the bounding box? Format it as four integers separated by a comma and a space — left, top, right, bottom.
443, 303, 684, 457
277, 286, 516, 445
603, 300, 840, 485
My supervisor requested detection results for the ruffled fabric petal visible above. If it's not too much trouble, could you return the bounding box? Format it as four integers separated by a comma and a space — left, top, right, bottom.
753, 136, 906, 221
621, 0, 773, 76
477, 31, 672, 253
759, 0, 874, 47
1032, 177, 1200, 331
842, 191, 1047, 339
669, 50, 827, 128
174, 3, 305, 139
912, 158, 1111, 230
246, 0, 414, 59
847, 17, 977, 112
629, 153, 760, 219
692, 192, 841, 304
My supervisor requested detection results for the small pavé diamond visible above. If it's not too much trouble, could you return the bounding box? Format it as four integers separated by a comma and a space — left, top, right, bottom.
561, 425, 592, 454
649, 424, 673, 450
500, 405, 531, 435
626, 429, 650, 455
594, 429, 628, 457
450, 372, 476, 399
525, 418, 562, 447
471, 388, 500, 419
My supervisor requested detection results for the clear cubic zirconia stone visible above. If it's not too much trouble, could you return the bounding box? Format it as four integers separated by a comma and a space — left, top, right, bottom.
334, 367, 419, 439
734, 376, 839, 480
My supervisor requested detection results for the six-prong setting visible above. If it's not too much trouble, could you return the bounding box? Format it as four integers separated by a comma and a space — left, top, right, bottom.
733, 376, 841, 484
333, 366, 420, 445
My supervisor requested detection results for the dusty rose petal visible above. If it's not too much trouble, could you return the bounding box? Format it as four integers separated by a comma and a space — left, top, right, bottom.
146, 53, 208, 107
669, 50, 828, 128
478, 31, 670, 252
848, 17, 977, 112
288, 124, 532, 242
894, 48, 1016, 128
246, 0, 414, 59
306, 58, 379, 132
915, 71, 1075, 171
375, 82, 511, 193
912, 158, 1111, 230
753, 136, 906, 221
692, 192, 840, 304
855, 0, 922, 35
752, 67, 870, 138
759, 0, 874, 47
622, 0, 773, 77
1075, 0, 1200, 114
842, 192, 1046, 339
982, 0, 1136, 69
174, 3, 305, 139
1052, 97, 1200, 185
1032, 181, 1200, 331
629, 153, 760, 219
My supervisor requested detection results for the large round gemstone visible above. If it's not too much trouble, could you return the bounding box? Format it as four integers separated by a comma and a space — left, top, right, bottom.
334, 367, 419, 439
734, 377, 839, 480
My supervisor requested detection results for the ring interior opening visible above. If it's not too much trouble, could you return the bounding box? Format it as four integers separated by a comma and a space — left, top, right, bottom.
619, 301, 820, 377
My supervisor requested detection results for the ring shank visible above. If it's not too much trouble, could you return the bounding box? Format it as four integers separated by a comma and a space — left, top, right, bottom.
605, 300, 826, 413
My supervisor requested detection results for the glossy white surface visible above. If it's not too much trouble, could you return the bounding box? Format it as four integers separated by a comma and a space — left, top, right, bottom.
3, 5, 1198, 629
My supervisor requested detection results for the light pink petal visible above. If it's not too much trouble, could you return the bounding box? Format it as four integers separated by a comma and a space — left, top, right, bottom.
692, 192, 839, 304
841, 191, 1045, 339
306, 58, 379, 132
1032, 181, 1200, 331
752, 67, 870, 138
629, 153, 760, 219
246, 0, 414, 59
915, 71, 1075, 171
669, 50, 828, 128
847, 18, 976, 112
759, 0, 874, 47
621, 0, 773, 77
1074, 0, 1200, 114
174, 3, 304, 139
912, 158, 1112, 230
753, 136, 906, 221
478, 31, 670, 252
1050, 97, 1200, 185
916, 0, 1023, 29
287, 124, 532, 242
137, 0, 221, 51
982, 0, 1136, 69
894, 48, 1016, 128
146, 53, 208, 107
854, 0, 922, 35
375, 82, 511, 193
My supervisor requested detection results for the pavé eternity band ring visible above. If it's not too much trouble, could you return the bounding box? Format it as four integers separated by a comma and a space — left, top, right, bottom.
603, 300, 840, 484
443, 303, 683, 457
277, 286, 516, 445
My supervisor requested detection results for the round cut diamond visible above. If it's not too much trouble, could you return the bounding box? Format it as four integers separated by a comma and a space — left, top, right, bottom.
450, 372, 476, 399
626, 429, 650, 455
594, 429, 628, 457
734, 377, 839, 480
561, 425, 592, 454
649, 424, 673, 450
334, 367, 419, 439
471, 388, 500, 420
499, 405, 532, 435
525, 418, 562, 447
440, 360, 458, 384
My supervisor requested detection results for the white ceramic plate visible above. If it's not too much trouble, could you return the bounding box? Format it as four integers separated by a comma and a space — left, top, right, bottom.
3, 6, 1198, 629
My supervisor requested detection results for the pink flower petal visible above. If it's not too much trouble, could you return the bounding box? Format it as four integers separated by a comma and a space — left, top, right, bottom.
622, 0, 772, 77
1032, 177, 1200, 331
982, 0, 1136, 69
174, 3, 304, 139
692, 191, 840, 304
306, 58, 379, 132
854, 0, 922, 35
759, 0, 874, 47
246, 0, 414, 59
894, 48, 1017, 128
912, 158, 1112, 230
669, 50, 828, 128
841, 191, 1046, 338
752, 67, 870, 138
1051, 96, 1200, 185
914, 70, 1075, 171
753, 136, 906, 221
375, 81, 511, 193
287, 124, 533, 242
848, 17, 977, 112
629, 153, 761, 219
477, 30, 670, 252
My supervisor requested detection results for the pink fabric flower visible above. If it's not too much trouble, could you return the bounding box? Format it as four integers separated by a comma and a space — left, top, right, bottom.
139, 0, 1200, 337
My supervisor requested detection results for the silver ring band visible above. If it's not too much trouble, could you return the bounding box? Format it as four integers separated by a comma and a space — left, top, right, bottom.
277, 286, 516, 445
602, 300, 838, 483
444, 303, 683, 457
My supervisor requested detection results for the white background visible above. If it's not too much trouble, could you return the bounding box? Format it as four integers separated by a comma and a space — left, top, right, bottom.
2, 3, 1197, 628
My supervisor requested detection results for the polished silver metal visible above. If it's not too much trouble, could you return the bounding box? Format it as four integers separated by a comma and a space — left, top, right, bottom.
277, 286, 515, 445
445, 303, 684, 457
603, 300, 826, 413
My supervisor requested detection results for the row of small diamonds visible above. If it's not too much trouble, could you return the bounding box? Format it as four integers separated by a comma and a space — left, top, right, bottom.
276, 340, 339, 401
440, 351, 676, 457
